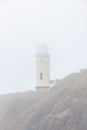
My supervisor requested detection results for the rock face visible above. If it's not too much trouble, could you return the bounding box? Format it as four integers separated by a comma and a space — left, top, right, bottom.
0, 70, 87, 130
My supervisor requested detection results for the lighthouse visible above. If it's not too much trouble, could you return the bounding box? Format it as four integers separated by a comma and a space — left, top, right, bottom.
36, 44, 50, 91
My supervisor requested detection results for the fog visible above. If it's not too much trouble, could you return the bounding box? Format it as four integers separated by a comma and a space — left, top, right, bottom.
0, 0, 87, 94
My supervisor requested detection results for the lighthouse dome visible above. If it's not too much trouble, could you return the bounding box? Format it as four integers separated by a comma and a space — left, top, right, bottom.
37, 44, 49, 56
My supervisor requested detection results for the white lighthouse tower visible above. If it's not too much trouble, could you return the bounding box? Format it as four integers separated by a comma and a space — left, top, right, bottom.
36, 44, 50, 91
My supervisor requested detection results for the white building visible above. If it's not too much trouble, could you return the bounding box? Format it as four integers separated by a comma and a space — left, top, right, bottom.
36, 44, 52, 91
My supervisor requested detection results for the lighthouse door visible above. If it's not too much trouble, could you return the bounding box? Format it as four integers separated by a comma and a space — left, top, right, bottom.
40, 73, 43, 80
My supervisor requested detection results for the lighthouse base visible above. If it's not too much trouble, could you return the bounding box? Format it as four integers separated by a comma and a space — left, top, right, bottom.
35, 86, 50, 91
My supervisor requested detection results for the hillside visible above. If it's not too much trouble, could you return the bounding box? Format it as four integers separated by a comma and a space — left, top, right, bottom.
0, 69, 87, 130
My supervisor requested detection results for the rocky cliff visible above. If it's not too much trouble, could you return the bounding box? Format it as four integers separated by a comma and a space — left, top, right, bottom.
0, 70, 87, 130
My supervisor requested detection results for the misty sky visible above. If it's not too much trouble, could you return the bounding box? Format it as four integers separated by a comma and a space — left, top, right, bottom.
0, 0, 87, 94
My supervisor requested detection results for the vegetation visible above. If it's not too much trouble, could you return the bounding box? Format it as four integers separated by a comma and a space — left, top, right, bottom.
0, 70, 87, 130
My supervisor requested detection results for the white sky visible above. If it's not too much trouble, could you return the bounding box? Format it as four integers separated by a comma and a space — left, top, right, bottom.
0, 0, 87, 94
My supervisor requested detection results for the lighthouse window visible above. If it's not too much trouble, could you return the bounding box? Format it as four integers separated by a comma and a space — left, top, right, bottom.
40, 73, 43, 80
